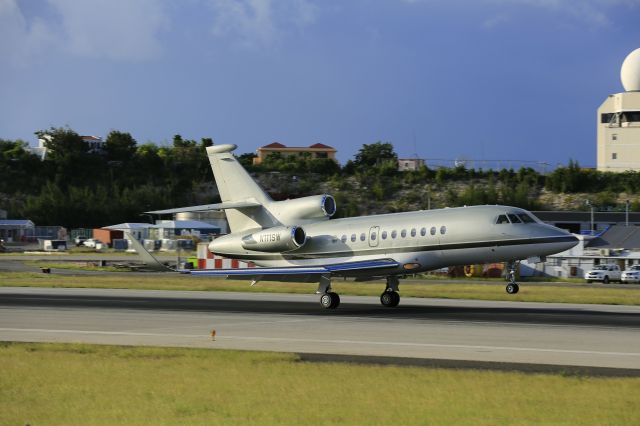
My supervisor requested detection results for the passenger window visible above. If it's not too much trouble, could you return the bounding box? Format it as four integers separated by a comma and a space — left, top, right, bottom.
391, 230, 397, 239
420, 227, 426, 236
341, 235, 347, 243
496, 215, 509, 224
382, 231, 388, 239
430, 227, 436, 235
351, 234, 356, 242
440, 226, 446, 235
360, 233, 366, 241
411, 228, 416, 237
371, 232, 377, 241
507, 214, 522, 223
401, 229, 407, 238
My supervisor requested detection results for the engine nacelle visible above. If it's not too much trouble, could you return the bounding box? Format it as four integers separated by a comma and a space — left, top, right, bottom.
240, 226, 306, 252
268, 194, 336, 225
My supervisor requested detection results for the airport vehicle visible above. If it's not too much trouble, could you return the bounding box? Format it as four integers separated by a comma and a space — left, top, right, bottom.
621, 265, 640, 283
143, 144, 578, 309
82, 238, 103, 248
584, 264, 621, 284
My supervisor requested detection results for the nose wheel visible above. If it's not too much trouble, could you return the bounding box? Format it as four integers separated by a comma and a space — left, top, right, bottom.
505, 261, 520, 294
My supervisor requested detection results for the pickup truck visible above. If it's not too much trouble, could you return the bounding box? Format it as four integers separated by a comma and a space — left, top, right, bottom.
584, 264, 621, 284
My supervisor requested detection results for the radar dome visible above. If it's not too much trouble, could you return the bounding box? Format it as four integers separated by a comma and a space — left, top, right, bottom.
621, 48, 640, 91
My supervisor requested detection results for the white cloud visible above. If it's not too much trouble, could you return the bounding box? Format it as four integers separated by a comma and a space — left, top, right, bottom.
49, 0, 169, 61
0, 0, 56, 66
0, 0, 169, 66
207, 0, 318, 48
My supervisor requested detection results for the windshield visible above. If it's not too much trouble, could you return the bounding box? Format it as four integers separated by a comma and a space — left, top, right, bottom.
631, 265, 640, 271
592, 265, 608, 270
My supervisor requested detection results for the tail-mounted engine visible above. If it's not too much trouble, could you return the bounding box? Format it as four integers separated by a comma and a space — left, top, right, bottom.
268, 194, 336, 225
241, 226, 306, 252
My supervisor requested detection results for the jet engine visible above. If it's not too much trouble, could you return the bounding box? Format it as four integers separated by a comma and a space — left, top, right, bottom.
269, 194, 336, 225
240, 226, 306, 252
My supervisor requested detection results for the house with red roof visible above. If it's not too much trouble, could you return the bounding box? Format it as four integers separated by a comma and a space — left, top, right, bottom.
253, 142, 337, 165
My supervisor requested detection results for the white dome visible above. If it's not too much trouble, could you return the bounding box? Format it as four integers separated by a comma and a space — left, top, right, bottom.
621, 48, 640, 91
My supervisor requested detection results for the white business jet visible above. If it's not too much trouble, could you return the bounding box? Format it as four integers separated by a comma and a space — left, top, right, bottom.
143, 144, 578, 309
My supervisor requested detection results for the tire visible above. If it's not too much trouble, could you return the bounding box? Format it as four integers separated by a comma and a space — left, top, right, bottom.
603, 276, 610, 284
506, 283, 518, 294
380, 291, 399, 307
320, 292, 340, 309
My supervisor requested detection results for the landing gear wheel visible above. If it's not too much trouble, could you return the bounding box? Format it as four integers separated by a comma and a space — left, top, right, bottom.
506, 283, 519, 294
380, 291, 400, 307
320, 292, 340, 309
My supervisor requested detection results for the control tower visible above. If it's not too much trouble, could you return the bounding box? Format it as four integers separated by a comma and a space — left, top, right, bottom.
597, 48, 640, 172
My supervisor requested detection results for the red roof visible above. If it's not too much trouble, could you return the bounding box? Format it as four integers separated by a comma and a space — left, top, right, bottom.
262, 142, 286, 148
309, 143, 334, 149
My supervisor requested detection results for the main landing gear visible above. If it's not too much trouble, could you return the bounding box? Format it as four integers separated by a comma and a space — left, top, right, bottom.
505, 261, 520, 294
316, 275, 402, 309
380, 276, 400, 308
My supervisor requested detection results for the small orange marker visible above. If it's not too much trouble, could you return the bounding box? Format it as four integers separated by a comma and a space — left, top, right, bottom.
210, 329, 216, 341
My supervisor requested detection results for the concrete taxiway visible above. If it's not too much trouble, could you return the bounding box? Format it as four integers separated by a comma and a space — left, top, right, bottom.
1, 287, 639, 373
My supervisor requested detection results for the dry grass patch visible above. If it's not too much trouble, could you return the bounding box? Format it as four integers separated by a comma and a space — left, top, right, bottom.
1, 342, 639, 426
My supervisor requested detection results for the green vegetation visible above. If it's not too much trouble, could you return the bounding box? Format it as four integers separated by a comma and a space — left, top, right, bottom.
2, 272, 640, 305
1, 342, 639, 425
4, 132, 640, 226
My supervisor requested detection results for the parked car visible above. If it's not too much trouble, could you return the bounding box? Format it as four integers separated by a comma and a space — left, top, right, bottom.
584, 264, 621, 284
621, 265, 640, 283
74, 236, 87, 246
82, 238, 103, 248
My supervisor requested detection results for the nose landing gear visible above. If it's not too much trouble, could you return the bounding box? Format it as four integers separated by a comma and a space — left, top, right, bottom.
505, 261, 520, 294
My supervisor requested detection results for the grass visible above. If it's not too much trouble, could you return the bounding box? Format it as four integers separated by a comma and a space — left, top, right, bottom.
2, 272, 640, 305
1, 342, 639, 425
25, 261, 133, 272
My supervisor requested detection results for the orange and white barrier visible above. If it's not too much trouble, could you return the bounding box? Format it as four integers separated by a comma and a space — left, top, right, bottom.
197, 243, 255, 269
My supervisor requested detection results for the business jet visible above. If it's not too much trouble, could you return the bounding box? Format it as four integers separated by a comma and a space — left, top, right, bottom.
143, 144, 578, 309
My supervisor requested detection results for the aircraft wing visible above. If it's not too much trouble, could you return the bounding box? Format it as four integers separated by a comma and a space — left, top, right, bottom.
145, 200, 261, 215
185, 259, 400, 282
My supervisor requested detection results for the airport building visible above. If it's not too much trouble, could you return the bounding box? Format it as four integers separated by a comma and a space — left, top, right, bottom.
597, 48, 640, 172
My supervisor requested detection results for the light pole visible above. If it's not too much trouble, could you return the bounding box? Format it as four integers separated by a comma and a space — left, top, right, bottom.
626, 200, 630, 227
585, 200, 594, 234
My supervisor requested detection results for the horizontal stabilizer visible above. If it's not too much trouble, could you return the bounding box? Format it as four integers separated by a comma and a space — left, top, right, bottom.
145, 200, 261, 215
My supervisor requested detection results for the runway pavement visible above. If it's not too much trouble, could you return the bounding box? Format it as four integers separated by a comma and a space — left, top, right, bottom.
1, 287, 639, 374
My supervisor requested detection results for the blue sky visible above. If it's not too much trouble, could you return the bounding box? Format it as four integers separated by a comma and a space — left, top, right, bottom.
1, 0, 639, 167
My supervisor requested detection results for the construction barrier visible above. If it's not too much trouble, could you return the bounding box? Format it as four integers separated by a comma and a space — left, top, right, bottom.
196, 243, 255, 269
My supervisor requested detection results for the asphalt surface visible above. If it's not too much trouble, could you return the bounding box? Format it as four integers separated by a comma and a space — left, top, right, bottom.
1, 286, 639, 375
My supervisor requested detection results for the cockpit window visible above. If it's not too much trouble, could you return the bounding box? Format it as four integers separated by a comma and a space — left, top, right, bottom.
507, 214, 522, 224
496, 215, 509, 224
517, 213, 536, 223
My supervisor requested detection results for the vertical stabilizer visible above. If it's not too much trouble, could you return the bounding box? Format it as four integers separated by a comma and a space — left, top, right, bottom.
206, 144, 274, 232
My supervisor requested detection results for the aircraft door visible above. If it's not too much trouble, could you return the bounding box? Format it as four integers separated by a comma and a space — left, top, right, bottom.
369, 226, 380, 248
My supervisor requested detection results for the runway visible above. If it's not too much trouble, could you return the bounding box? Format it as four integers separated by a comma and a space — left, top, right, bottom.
1, 287, 639, 373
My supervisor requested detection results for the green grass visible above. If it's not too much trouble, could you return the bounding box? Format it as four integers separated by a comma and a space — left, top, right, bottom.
2, 272, 640, 305
1, 342, 639, 425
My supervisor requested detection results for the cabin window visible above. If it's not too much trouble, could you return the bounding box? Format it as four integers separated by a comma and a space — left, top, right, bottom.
382, 231, 388, 239
401, 229, 407, 238
517, 213, 535, 223
371, 232, 377, 241
420, 227, 426, 236
391, 230, 397, 239
440, 226, 446, 235
341, 235, 347, 243
351, 234, 356, 242
360, 233, 366, 241
507, 214, 522, 223
496, 215, 509, 224
430, 227, 436, 235
411, 228, 416, 237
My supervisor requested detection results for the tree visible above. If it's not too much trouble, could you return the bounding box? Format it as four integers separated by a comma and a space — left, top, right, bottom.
353, 142, 398, 168
105, 130, 137, 162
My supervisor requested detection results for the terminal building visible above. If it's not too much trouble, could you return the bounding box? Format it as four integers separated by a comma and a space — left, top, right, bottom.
597, 48, 640, 172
